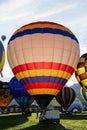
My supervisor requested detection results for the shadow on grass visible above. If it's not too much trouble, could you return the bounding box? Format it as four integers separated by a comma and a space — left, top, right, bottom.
0, 113, 28, 129
60, 113, 87, 120
23, 122, 71, 130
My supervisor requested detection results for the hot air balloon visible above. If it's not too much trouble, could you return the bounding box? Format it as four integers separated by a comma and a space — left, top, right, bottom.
80, 87, 87, 102
75, 53, 87, 92
7, 21, 80, 110
0, 40, 5, 76
67, 99, 83, 113
56, 87, 76, 110
9, 77, 34, 114
0, 82, 13, 111
1, 35, 6, 41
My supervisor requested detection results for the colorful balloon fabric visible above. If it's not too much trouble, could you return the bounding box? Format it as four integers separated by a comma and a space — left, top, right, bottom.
0, 82, 13, 110
75, 53, 87, 91
56, 87, 76, 110
67, 100, 83, 113
80, 87, 87, 102
7, 21, 80, 109
0, 40, 5, 74
9, 77, 34, 112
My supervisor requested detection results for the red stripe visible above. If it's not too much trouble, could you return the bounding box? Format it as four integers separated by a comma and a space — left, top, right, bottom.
23, 82, 63, 90
12, 62, 74, 75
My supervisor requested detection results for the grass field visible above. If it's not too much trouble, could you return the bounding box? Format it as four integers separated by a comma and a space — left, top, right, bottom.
0, 112, 87, 130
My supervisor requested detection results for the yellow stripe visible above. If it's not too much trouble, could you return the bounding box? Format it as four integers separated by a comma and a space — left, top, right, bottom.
77, 67, 85, 75
14, 22, 72, 35
27, 88, 60, 95
0, 51, 5, 72
86, 92, 87, 96
80, 87, 82, 96
80, 87, 84, 101
79, 57, 85, 63
80, 87, 87, 102
16, 69, 71, 80
81, 79, 87, 86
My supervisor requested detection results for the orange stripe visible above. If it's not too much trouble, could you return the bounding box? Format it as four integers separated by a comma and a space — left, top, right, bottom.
14, 21, 72, 35
27, 88, 60, 95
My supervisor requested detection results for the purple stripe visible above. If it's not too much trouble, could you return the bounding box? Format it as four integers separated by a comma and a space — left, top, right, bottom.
19, 76, 67, 85
0, 41, 4, 61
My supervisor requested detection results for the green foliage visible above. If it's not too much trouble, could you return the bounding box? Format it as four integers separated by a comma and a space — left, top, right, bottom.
0, 112, 87, 130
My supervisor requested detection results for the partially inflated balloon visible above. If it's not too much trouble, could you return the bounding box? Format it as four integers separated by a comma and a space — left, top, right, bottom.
67, 101, 83, 113
9, 77, 34, 112
0, 40, 5, 74
0, 82, 13, 110
75, 53, 87, 91
56, 87, 76, 110
80, 87, 87, 102
7, 21, 80, 109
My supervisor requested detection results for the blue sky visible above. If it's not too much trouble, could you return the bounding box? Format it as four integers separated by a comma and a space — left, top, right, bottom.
0, 0, 87, 86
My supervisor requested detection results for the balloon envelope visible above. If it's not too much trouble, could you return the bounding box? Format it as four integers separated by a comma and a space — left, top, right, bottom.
0, 41, 5, 73
67, 100, 83, 113
80, 87, 87, 102
0, 82, 13, 110
56, 87, 76, 110
7, 21, 80, 109
75, 53, 87, 91
9, 77, 34, 112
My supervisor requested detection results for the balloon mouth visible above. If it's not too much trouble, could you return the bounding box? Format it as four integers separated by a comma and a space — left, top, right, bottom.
33, 95, 54, 110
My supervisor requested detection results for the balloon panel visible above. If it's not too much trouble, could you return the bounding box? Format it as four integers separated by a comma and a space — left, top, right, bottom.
0, 41, 5, 72
9, 77, 34, 106
56, 87, 76, 110
7, 21, 80, 98
0, 82, 13, 107
75, 53, 87, 91
67, 101, 83, 112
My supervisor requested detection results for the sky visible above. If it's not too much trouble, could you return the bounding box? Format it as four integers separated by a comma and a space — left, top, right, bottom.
0, 0, 87, 86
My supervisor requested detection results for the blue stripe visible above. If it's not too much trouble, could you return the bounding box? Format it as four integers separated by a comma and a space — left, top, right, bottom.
19, 76, 67, 85
0, 40, 4, 61
8, 28, 79, 44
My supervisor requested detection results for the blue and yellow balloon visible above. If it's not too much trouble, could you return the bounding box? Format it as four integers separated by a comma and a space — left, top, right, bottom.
0, 40, 5, 76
